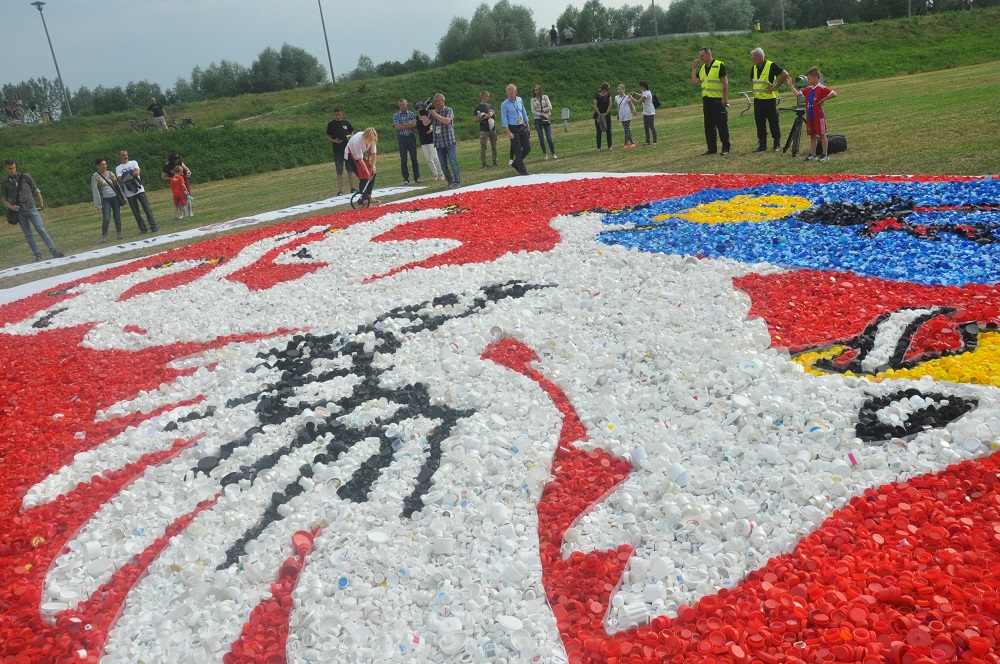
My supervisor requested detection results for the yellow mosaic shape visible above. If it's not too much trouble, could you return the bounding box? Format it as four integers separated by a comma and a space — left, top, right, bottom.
793, 346, 848, 377
653, 194, 813, 225
793, 331, 1000, 387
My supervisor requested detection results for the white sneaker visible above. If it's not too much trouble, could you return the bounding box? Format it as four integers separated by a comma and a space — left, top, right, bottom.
553, 154, 558, 159
544, 154, 549, 160
508, 159, 514, 166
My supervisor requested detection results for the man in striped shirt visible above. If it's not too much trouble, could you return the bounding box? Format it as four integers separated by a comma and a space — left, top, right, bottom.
392, 99, 420, 185
428, 94, 461, 188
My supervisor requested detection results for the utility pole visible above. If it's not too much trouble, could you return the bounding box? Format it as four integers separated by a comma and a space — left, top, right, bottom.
317, 0, 336, 83
30, 1, 73, 117
651, 0, 659, 37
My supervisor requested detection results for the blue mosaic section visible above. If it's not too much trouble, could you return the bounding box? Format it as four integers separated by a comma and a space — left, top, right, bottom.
598, 179, 1000, 287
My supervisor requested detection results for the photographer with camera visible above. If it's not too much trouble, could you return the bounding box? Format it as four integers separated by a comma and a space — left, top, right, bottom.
415, 102, 444, 181
429, 93, 461, 188
3, 159, 64, 262
115, 149, 158, 234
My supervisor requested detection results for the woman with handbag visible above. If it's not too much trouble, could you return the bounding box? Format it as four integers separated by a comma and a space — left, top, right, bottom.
91, 158, 125, 242
530, 85, 557, 160
593, 82, 613, 151
616, 84, 638, 149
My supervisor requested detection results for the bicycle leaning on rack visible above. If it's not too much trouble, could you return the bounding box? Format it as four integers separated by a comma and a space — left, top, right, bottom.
126, 118, 155, 133
168, 117, 195, 130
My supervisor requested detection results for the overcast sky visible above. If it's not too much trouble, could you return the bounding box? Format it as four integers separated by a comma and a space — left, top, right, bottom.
1, 0, 647, 93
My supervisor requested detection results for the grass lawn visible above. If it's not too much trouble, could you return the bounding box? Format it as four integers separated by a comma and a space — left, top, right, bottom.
3, 60, 999, 288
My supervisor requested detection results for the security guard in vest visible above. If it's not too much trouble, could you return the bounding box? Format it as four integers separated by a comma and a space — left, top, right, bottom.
691, 47, 731, 156
750, 47, 797, 152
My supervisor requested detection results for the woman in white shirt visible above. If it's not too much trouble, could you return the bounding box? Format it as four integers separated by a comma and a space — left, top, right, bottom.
615, 84, 637, 149
345, 128, 379, 202
530, 85, 557, 160
630, 80, 658, 146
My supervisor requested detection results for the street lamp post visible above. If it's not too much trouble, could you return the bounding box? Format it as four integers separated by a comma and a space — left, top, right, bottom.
30, 1, 72, 118
317, 0, 335, 83
651, 0, 659, 37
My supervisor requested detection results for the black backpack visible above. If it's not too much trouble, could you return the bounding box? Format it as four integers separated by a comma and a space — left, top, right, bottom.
651, 93, 662, 109
826, 134, 847, 154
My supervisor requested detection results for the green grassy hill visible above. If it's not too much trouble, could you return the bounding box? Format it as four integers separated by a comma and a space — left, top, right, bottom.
2, 60, 998, 279
2, 7, 998, 207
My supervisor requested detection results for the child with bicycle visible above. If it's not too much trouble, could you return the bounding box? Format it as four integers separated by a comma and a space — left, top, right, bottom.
169, 165, 191, 219
801, 67, 837, 163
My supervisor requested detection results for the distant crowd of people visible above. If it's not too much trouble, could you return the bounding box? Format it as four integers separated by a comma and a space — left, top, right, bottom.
1, 147, 196, 262
1, 45, 841, 264
323, 44, 841, 201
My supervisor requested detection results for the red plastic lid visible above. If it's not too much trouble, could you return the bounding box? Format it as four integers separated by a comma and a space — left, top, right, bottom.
905, 627, 932, 648
291, 530, 314, 554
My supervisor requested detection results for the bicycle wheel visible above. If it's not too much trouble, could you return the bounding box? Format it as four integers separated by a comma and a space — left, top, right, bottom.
128, 124, 137, 134
184, 120, 195, 129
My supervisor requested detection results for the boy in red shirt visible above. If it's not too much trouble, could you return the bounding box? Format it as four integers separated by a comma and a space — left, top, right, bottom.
801, 67, 837, 163
169, 165, 190, 219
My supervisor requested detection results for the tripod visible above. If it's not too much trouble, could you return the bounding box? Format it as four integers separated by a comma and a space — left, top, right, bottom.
782, 107, 807, 157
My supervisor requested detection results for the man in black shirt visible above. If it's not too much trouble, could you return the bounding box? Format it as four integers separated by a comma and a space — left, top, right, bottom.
147, 97, 168, 131
326, 107, 356, 196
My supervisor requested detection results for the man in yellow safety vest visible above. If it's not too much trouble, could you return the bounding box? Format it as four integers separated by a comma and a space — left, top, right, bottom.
691, 47, 731, 156
750, 47, 797, 152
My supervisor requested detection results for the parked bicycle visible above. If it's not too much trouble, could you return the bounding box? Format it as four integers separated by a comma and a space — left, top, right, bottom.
168, 117, 195, 130
126, 118, 155, 133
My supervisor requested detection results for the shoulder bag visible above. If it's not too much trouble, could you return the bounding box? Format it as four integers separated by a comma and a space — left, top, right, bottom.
5, 175, 24, 225
100, 172, 127, 204
539, 96, 552, 125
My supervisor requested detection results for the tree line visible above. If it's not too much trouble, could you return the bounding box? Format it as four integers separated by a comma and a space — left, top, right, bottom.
2, 44, 327, 118
346, 0, 994, 75
4, 0, 995, 116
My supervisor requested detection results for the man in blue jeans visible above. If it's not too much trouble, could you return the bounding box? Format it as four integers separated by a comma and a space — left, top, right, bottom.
392, 98, 420, 185
2, 159, 64, 262
428, 93, 461, 188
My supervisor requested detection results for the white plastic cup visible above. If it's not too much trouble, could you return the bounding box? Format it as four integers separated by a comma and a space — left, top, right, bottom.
732, 498, 758, 519
665, 463, 689, 487
81, 541, 103, 561
438, 632, 467, 655
434, 538, 456, 555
